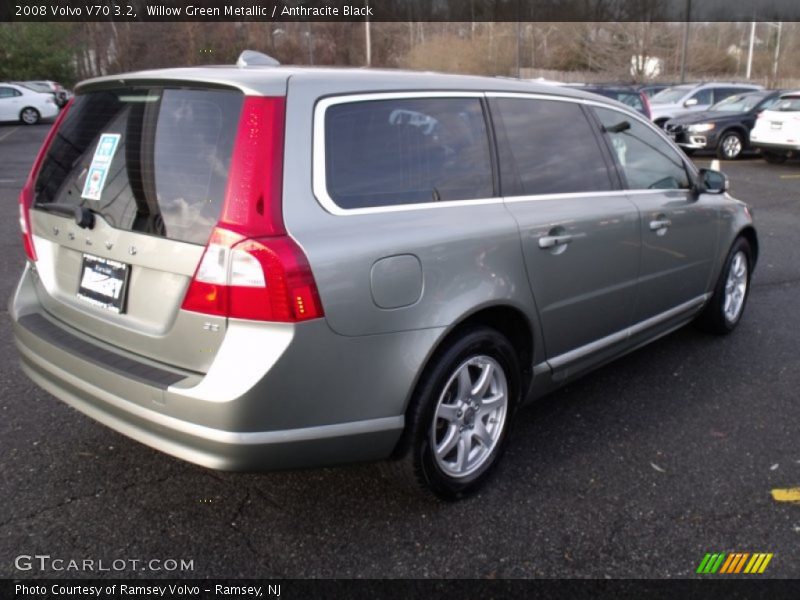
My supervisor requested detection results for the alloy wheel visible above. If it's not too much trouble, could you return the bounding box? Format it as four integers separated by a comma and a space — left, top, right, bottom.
721, 134, 742, 159
430, 355, 508, 479
723, 251, 748, 324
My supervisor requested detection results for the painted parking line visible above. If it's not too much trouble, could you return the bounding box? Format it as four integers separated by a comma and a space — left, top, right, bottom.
778, 174, 800, 179
0, 127, 19, 142
771, 487, 800, 502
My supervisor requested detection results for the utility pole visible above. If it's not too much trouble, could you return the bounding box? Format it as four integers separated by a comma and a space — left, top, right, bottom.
679, 0, 691, 83
773, 22, 782, 79
365, 1, 372, 67
746, 21, 756, 79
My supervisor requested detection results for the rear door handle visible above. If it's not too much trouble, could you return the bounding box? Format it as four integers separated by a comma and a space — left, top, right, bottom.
649, 219, 672, 231
539, 234, 574, 249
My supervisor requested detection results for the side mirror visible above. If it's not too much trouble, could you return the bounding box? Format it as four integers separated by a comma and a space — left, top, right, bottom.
698, 168, 729, 194
684, 98, 699, 107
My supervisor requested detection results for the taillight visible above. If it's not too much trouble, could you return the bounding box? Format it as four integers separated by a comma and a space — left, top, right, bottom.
641, 92, 651, 120
181, 96, 325, 322
18, 98, 74, 262
182, 227, 324, 322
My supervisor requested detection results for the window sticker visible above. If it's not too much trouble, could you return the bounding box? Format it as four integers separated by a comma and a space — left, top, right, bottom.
81, 133, 120, 200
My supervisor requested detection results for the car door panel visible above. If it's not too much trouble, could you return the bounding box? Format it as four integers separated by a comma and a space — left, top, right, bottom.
592, 106, 720, 322
489, 96, 640, 361
504, 194, 640, 358
628, 190, 719, 319
0, 87, 17, 121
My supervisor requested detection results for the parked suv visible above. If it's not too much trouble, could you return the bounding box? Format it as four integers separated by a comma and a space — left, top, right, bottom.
12, 56, 758, 499
749, 91, 800, 164
664, 90, 786, 159
650, 82, 763, 127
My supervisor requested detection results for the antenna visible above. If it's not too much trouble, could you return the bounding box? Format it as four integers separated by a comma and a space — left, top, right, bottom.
236, 50, 281, 68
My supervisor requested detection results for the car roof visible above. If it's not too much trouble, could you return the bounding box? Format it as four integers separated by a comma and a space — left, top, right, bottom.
665, 82, 760, 91
582, 85, 641, 93
1, 83, 30, 92
75, 65, 627, 106
726, 90, 772, 99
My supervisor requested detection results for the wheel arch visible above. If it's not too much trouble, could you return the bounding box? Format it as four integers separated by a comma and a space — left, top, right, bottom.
738, 225, 759, 266
718, 125, 748, 144
389, 303, 535, 459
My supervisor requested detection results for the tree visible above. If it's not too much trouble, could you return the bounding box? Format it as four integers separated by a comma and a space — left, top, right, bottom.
0, 23, 77, 85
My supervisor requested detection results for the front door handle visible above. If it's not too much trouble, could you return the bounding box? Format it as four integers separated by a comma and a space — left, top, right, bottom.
539, 234, 574, 249
649, 218, 672, 231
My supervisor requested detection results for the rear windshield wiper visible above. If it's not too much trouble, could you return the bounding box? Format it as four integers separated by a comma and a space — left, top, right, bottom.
35, 203, 97, 229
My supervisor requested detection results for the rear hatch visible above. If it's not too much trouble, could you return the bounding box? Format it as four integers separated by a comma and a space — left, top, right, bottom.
28, 85, 243, 373
756, 95, 800, 142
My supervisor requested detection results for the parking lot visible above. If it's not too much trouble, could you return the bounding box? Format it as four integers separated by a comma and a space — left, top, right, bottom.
1, 122, 798, 579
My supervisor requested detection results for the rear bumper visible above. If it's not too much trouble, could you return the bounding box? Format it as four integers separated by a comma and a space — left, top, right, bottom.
751, 140, 800, 152
38, 103, 60, 120
17, 340, 401, 470
10, 265, 437, 471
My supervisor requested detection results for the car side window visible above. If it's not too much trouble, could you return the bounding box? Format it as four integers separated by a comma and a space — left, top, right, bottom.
0, 87, 19, 98
758, 97, 780, 111
593, 107, 691, 191
491, 97, 613, 195
715, 87, 747, 104
324, 97, 494, 209
619, 93, 645, 114
690, 89, 713, 106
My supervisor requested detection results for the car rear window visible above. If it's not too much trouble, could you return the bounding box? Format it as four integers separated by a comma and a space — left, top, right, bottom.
775, 97, 800, 111
34, 87, 243, 245
324, 97, 494, 209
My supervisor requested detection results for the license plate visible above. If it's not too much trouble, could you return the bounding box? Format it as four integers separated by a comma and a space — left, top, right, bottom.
77, 254, 130, 313
771, 122, 783, 129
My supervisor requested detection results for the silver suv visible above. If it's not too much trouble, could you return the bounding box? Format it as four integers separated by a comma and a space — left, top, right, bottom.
650, 82, 763, 127
12, 58, 758, 499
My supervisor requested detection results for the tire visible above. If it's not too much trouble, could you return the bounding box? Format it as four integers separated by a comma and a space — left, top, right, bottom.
20, 107, 40, 125
717, 131, 743, 160
762, 150, 788, 164
683, 148, 696, 156
383, 327, 520, 501
696, 237, 753, 334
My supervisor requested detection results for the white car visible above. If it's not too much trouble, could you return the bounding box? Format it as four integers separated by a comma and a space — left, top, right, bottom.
750, 91, 800, 164
0, 83, 60, 125
15, 80, 71, 107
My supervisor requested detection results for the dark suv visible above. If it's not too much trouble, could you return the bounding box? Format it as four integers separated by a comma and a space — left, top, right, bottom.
664, 90, 786, 159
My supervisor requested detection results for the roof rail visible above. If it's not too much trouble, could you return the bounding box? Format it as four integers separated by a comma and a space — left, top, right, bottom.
236, 50, 280, 68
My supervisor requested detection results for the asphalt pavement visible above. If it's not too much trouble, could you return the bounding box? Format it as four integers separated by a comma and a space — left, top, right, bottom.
1, 123, 798, 579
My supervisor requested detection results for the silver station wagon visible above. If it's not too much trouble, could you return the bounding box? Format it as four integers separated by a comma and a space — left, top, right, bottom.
12, 55, 757, 499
